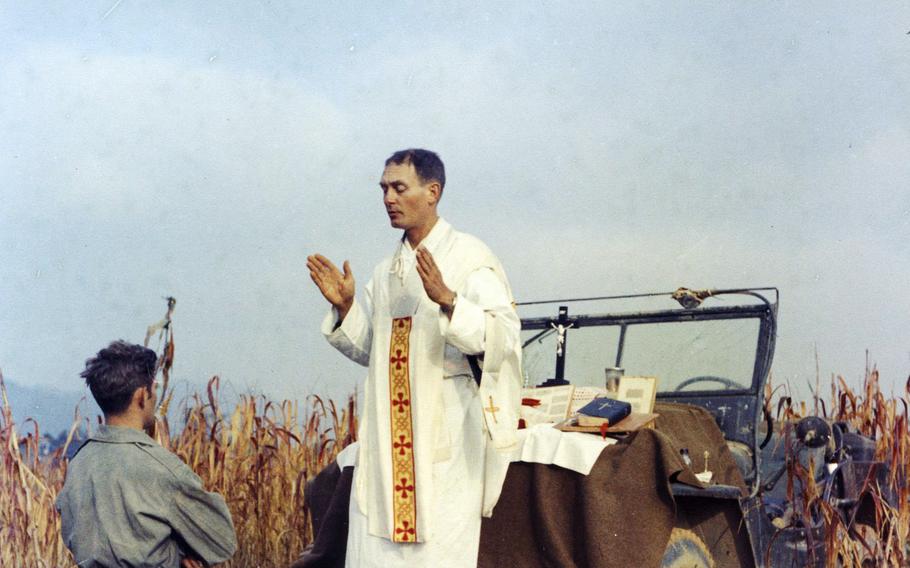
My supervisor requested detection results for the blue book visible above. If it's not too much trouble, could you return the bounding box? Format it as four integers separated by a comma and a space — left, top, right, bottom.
577, 397, 632, 427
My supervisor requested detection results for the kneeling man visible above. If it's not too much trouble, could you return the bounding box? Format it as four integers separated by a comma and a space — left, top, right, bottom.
56, 340, 237, 567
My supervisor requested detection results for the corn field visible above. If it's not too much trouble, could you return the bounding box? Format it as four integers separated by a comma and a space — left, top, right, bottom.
2, 365, 908, 566
0, 370, 357, 568
766, 368, 910, 567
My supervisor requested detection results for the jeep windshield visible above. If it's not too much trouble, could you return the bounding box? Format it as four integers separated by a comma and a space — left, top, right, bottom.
517, 288, 778, 396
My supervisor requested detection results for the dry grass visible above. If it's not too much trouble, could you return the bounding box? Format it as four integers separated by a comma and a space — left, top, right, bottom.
162, 378, 357, 567
0, 370, 356, 568
1, 300, 357, 567
2, 354, 906, 566
767, 368, 910, 566
0, 371, 74, 567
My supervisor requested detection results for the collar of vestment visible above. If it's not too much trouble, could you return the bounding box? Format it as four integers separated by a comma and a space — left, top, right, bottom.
390, 218, 452, 285
88, 424, 157, 446
401, 216, 449, 255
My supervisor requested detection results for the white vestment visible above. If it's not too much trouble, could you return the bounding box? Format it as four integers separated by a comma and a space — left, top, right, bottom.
321, 218, 521, 567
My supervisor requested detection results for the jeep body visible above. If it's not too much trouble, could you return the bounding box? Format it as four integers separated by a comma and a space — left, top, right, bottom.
518, 288, 884, 567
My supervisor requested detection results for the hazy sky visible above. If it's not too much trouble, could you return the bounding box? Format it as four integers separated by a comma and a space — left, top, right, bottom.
2, 2, 908, 408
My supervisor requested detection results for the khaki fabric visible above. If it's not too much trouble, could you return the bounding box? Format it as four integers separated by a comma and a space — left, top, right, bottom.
56, 425, 236, 567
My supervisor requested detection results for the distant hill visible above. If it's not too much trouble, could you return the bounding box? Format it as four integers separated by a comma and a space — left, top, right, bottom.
2, 379, 98, 437
2, 378, 242, 437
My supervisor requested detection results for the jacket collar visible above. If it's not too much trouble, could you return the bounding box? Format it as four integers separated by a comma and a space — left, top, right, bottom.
88, 424, 157, 446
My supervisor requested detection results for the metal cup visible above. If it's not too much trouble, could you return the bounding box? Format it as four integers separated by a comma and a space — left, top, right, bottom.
604, 367, 624, 393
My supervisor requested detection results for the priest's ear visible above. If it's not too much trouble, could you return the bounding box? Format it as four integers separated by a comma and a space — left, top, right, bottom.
427, 181, 442, 206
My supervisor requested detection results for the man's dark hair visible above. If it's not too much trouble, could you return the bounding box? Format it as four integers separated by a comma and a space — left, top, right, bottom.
80, 340, 157, 416
385, 148, 446, 191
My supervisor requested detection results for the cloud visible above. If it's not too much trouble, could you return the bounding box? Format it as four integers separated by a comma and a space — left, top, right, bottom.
0, 44, 360, 400
1, 44, 349, 212
1, 4, 909, 407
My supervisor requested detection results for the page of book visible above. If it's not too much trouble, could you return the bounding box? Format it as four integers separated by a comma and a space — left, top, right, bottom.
569, 386, 607, 415
521, 385, 575, 422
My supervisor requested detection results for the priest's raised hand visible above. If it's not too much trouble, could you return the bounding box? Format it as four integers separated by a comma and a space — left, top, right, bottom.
307, 254, 355, 322
415, 246, 456, 319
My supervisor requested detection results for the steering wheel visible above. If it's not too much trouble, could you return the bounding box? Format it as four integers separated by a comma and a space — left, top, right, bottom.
674, 375, 749, 392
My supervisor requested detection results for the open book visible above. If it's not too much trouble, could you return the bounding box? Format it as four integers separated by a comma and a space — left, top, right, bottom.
521, 385, 575, 423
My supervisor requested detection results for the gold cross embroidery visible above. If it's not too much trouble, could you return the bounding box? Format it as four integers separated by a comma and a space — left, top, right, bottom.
484, 396, 500, 424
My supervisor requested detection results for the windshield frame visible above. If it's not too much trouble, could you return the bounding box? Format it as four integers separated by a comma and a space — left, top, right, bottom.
519, 298, 777, 396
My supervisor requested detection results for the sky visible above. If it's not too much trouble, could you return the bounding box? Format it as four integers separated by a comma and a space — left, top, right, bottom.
1, 2, 909, 411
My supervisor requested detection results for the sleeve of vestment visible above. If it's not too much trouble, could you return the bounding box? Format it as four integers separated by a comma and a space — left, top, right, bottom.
167, 465, 237, 565
438, 267, 519, 356
320, 278, 374, 367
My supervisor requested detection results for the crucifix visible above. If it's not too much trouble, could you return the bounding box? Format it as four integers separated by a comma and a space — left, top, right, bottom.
484, 396, 500, 424
553, 306, 573, 381
539, 306, 575, 387
551, 321, 575, 357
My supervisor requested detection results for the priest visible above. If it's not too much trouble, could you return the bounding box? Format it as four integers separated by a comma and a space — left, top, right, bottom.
307, 148, 522, 567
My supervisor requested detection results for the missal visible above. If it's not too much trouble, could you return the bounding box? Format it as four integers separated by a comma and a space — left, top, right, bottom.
576, 397, 632, 427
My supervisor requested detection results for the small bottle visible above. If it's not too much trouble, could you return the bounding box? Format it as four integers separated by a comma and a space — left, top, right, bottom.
680, 448, 692, 467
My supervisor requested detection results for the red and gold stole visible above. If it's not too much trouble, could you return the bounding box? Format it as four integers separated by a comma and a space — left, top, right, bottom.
388, 316, 417, 542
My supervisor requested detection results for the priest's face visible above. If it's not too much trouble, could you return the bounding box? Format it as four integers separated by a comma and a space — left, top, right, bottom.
379, 161, 440, 233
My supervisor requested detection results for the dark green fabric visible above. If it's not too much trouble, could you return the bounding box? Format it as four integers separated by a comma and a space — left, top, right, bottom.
478, 429, 689, 568
478, 404, 745, 568
299, 403, 746, 568
653, 401, 747, 491
56, 425, 236, 567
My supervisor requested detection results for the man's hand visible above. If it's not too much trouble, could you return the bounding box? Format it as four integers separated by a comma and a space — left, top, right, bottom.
415, 247, 456, 319
180, 558, 204, 568
307, 254, 355, 322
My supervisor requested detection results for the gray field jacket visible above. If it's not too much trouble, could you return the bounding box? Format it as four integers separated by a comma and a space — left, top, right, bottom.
56, 424, 236, 567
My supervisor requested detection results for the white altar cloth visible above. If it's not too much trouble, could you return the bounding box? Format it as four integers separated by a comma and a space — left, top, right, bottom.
335, 422, 611, 477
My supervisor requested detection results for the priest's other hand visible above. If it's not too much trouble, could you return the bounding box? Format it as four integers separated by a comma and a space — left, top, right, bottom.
416, 247, 456, 319
307, 254, 355, 321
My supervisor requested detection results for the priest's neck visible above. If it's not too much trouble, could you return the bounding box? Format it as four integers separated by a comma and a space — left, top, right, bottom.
405, 215, 440, 249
